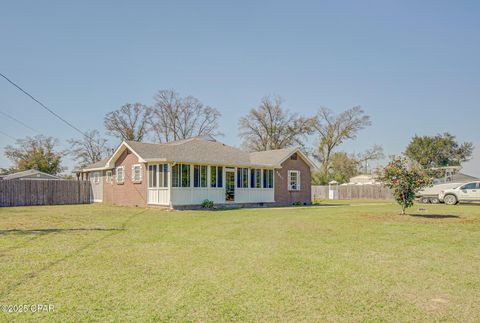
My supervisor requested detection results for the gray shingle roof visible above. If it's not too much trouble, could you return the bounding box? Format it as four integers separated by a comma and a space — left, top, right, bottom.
75, 158, 110, 172
126, 138, 271, 167
249, 147, 298, 166
80, 137, 314, 171
2, 169, 60, 180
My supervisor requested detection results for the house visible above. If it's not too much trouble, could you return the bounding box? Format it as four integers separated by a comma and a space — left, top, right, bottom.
1, 169, 61, 181
76, 137, 315, 208
348, 174, 378, 185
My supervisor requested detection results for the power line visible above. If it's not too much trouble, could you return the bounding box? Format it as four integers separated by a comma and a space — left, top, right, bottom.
0, 110, 40, 134
0, 130, 16, 141
0, 72, 88, 138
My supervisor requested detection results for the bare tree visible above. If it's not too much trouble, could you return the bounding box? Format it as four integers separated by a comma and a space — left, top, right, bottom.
356, 144, 385, 174
313, 106, 371, 176
150, 90, 222, 142
67, 130, 111, 167
238, 96, 314, 151
104, 103, 152, 141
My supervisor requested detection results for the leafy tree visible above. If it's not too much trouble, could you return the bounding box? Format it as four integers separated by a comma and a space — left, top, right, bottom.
151, 90, 222, 142
377, 157, 432, 215
405, 133, 473, 169
239, 95, 314, 151
4, 135, 64, 175
67, 130, 111, 167
312, 151, 360, 184
0, 167, 17, 175
330, 152, 360, 183
104, 103, 152, 141
313, 106, 371, 178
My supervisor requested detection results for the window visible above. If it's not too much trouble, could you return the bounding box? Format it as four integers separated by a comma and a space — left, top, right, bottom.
182, 164, 190, 187
263, 169, 274, 188
132, 164, 142, 182
461, 182, 478, 190
92, 172, 100, 184
106, 171, 112, 183
116, 166, 124, 184
250, 169, 262, 188
149, 165, 157, 188
172, 164, 191, 187
194, 165, 208, 188
288, 170, 300, 190
148, 164, 168, 188
237, 168, 249, 188
210, 166, 223, 188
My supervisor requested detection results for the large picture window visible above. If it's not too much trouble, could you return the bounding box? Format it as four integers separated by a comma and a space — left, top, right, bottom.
194, 165, 208, 188
210, 166, 223, 188
288, 170, 300, 191
237, 168, 249, 188
148, 164, 168, 188
172, 164, 191, 188
263, 169, 274, 188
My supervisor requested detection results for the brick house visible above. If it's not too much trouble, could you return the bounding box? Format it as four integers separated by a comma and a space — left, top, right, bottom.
76, 136, 315, 208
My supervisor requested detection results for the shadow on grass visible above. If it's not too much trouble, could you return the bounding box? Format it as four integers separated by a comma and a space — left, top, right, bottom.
409, 214, 460, 219
0, 228, 125, 235
0, 209, 146, 299
315, 203, 351, 207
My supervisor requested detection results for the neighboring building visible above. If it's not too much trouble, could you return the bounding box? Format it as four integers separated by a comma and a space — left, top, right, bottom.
433, 172, 479, 185
348, 174, 377, 185
76, 137, 315, 208
1, 169, 60, 181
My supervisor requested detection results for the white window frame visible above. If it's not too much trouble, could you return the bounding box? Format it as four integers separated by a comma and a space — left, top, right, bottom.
132, 164, 142, 183
288, 170, 300, 191
149, 164, 168, 188
116, 166, 125, 184
106, 170, 112, 183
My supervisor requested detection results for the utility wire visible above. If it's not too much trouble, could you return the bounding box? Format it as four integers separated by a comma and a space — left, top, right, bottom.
0, 72, 88, 138
0, 110, 40, 134
0, 110, 71, 150
0, 130, 16, 141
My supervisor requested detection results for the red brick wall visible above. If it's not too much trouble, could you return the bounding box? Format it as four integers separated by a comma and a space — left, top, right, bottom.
274, 153, 312, 206
102, 149, 147, 207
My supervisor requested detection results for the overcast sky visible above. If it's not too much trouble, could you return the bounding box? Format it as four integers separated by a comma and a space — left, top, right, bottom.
1, 0, 479, 176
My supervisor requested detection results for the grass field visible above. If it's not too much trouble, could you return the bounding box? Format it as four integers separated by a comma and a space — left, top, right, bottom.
1, 201, 480, 321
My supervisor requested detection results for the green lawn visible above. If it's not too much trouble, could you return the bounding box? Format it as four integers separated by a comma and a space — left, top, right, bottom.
1, 201, 480, 321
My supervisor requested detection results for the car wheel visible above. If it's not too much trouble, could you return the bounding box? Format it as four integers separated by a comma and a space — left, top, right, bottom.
444, 194, 457, 205
420, 197, 430, 204
429, 197, 440, 204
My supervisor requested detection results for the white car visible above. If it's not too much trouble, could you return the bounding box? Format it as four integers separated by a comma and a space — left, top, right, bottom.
439, 181, 480, 205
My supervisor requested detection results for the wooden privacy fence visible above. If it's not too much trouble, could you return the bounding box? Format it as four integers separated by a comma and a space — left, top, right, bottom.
312, 184, 394, 200
0, 180, 92, 207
